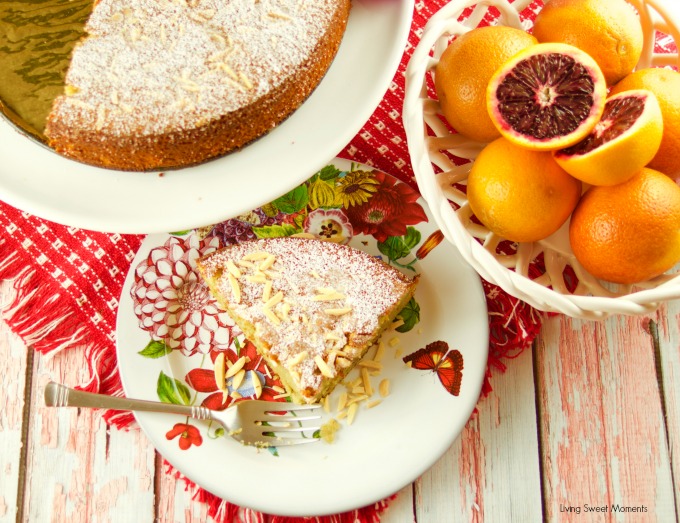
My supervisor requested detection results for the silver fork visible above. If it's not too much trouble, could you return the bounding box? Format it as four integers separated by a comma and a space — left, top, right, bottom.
44, 381, 322, 447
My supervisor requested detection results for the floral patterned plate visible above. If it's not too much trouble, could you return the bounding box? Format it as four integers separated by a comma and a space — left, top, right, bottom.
116, 158, 489, 517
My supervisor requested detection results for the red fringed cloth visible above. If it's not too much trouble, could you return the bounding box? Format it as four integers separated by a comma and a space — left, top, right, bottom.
0, 1, 548, 521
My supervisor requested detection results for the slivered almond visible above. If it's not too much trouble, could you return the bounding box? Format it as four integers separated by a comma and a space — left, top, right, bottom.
273, 392, 291, 400
258, 254, 276, 271
279, 302, 291, 321
326, 352, 337, 368
265, 270, 281, 279
347, 394, 369, 406
388, 336, 400, 347
310, 270, 321, 279
323, 395, 330, 413
359, 360, 382, 371
239, 72, 253, 89
246, 274, 267, 284
251, 370, 262, 399
263, 307, 281, 325
361, 368, 373, 396
379, 378, 390, 397
268, 11, 292, 20
374, 341, 386, 362
337, 391, 348, 412
324, 332, 341, 341
228, 273, 241, 303
347, 403, 358, 425
324, 307, 352, 316
314, 355, 334, 378
242, 251, 270, 261
312, 292, 346, 302
231, 369, 246, 391
225, 356, 247, 378
336, 357, 351, 368
272, 385, 286, 394
286, 351, 309, 368
264, 291, 283, 308
226, 259, 241, 278
262, 280, 273, 303
366, 399, 382, 409
230, 391, 242, 400
214, 352, 226, 391
391, 318, 405, 331
237, 259, 254, 268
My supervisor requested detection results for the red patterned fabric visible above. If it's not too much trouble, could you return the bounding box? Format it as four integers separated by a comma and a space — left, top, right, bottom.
0, 1, 547, 521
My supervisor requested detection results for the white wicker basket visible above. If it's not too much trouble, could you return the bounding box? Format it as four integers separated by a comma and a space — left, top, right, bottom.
404, 0, 680, 319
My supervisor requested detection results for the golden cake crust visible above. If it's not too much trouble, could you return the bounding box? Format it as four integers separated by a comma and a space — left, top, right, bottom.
44, 0, 350, 171
197, 237, 419, 404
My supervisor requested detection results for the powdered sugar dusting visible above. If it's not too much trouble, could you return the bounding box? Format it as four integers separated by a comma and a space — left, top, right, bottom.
199, 238, 417, 394
50, 0, 338, 136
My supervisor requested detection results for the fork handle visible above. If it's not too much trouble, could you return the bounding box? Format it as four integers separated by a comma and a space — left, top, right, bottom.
44, 381, 212, 421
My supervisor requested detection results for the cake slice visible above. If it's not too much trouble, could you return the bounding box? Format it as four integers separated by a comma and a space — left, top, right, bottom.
197, 237, 419, 404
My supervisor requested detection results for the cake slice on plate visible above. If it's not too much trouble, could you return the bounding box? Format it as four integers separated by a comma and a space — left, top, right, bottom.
197, 237, 419, 404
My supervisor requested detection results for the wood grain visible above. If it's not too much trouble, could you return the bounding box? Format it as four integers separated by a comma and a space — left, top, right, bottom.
535, 312, 676, 521
2, 277, 679, 522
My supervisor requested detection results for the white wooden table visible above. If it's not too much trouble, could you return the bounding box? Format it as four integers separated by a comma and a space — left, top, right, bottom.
1, 280, 678, 522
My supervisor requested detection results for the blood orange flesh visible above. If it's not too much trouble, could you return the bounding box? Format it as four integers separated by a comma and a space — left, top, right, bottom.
553, 89, 663, 186
486, 43, 607, 151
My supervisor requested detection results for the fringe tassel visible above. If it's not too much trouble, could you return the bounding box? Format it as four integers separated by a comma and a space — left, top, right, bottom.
0, 244, 135, 428
0, 251, 89, 354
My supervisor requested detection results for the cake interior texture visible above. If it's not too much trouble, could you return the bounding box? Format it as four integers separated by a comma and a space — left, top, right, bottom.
197, 237, 419, 404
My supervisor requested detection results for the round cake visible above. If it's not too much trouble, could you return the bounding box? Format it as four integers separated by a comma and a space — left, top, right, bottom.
44, 0, 351, 171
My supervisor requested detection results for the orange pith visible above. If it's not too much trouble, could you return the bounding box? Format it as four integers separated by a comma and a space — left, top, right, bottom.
610, 68, 680, 178
486, 43, 607, 151
434, 26, 537, 143
569, 168, 680, 284
553, 89, 663, 186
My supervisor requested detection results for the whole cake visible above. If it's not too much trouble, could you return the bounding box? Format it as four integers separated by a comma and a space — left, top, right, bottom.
43, 0, 351, 171
197, 237, 419, 404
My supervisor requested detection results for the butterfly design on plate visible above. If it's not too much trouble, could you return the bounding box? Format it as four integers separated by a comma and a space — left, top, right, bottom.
403, 341, 464, 396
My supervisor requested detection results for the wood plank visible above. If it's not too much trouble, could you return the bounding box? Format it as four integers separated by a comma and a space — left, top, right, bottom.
652, 298, 680, 517
535, 312, 676, 521
413, 348, 542, 522
22, 345, 158, 522
0, 300, 28, 523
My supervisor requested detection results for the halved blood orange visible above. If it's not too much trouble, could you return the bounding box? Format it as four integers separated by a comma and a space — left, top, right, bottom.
553, 89, 663, 186
486, 43, 607, 151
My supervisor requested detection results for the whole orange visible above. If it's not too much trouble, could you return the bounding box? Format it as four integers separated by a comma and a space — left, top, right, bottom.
467, 137, 582, 243
569, 168, 680, 284
532, 0, 643, 86
434, 26, 537, 143
610, 67, 680, 178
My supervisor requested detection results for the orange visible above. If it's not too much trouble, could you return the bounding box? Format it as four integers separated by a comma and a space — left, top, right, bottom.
434, 26, 537, 143
569, 168, 680, 284
532, 0, 643, 86
467, 137, 582, 243
610, 68, 680, 178
486, 43, 607, 151
553, 89, 663, 186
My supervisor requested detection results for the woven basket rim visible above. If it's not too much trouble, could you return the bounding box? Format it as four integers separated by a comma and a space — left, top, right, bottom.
403, 0, 680, 319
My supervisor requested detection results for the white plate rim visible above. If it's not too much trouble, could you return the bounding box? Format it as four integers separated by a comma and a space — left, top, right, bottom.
0, 0, 414, 234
